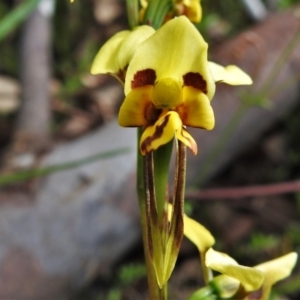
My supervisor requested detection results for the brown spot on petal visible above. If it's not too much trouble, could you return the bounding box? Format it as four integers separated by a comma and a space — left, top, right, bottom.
115, 66, 127, 83
131, 69, 156, 89
144, 102, 162, 125
183, 72, 207, 94
141, 114, 170, 154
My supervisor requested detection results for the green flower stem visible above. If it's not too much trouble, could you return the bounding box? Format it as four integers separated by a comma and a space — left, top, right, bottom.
126, 0, 139, 29
143, 0, 173, 29
201, 252, 213, 285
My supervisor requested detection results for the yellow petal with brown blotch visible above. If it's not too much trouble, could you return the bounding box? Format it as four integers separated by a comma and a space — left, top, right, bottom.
125, 16, 215, 100
177, 86, 215, 130
140, 111, 197, 155
118, 85, 155, 127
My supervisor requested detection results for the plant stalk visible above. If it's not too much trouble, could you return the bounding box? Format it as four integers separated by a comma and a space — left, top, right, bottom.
137, 128, 167, 300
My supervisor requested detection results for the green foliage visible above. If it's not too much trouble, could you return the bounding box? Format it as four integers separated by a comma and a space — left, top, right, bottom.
0, 147, 130, 187
100, 263, 147, 300
199, 0, 251, 38
142, 0, 173, 29
0, 0, 40, 42
0, 0, 41, 74
250, 233, 280, 252
278, 0, 300, 9
53, 0, 97, 97
118, 263, 147, 285
106, 288, 122, 300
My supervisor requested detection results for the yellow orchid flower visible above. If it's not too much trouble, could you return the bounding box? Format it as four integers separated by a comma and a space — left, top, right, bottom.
203, 250, 297, 299
119, 16, 215, 155
119, 16, 251, 155
91, 16, 252, 155
206, 248, 264, 294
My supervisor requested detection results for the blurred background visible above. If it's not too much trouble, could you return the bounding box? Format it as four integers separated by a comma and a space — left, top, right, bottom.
0, 0, 300, 299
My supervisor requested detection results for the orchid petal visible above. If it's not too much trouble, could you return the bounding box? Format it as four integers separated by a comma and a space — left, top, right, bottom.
140, 111, 197, 155
208, 61, 253, 85
91, 30, 130, 75
118, 86, 155, 127
177, 86, 215, 130
205, 248, 264, 292
185, 3, 202, 23
140, 0, 148, 8
125, 16, 215, 100
179, 0, 202, 23
91, 26, 155, 80
254, 252, 298, 300
168, 204, 214, 283
183, 214, 215, 253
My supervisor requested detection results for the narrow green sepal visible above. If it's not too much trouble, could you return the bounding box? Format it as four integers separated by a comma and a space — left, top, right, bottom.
142, 0, 173, 29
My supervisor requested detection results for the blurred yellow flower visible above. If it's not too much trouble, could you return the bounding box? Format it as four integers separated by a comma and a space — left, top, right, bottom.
174, 0, 202, 22
204, 249, 297, 299
140, 0, 202, 23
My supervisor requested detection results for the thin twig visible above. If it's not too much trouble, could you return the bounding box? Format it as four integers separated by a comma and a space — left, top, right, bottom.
186, 179, 300, 200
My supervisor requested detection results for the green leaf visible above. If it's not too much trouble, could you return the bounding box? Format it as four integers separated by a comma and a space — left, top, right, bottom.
188, 285, 217, 300
126, 0, 139, 29
142, 0, 173, 29
0, 0, 40, 41
0, 147, 130, 187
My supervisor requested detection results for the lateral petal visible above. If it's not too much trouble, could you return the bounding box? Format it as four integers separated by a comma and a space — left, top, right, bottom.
177, 86, 215, 130
183, 214, 215, 253
118, 86, 155, 127
205, 248, 264, 292
181, 0, 202, 23
208, 61, 253, 85
254, 252, 298, 300
91, 26, 155, 78
125, 16, 215, 99
91, 31, 130, 75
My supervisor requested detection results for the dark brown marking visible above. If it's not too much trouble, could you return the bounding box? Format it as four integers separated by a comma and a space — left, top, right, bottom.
115, 66, 127, 83
183, 72, 207, 93
141, 113, 170, 154
131, 69, 156, 89
144, 102, 162, 125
